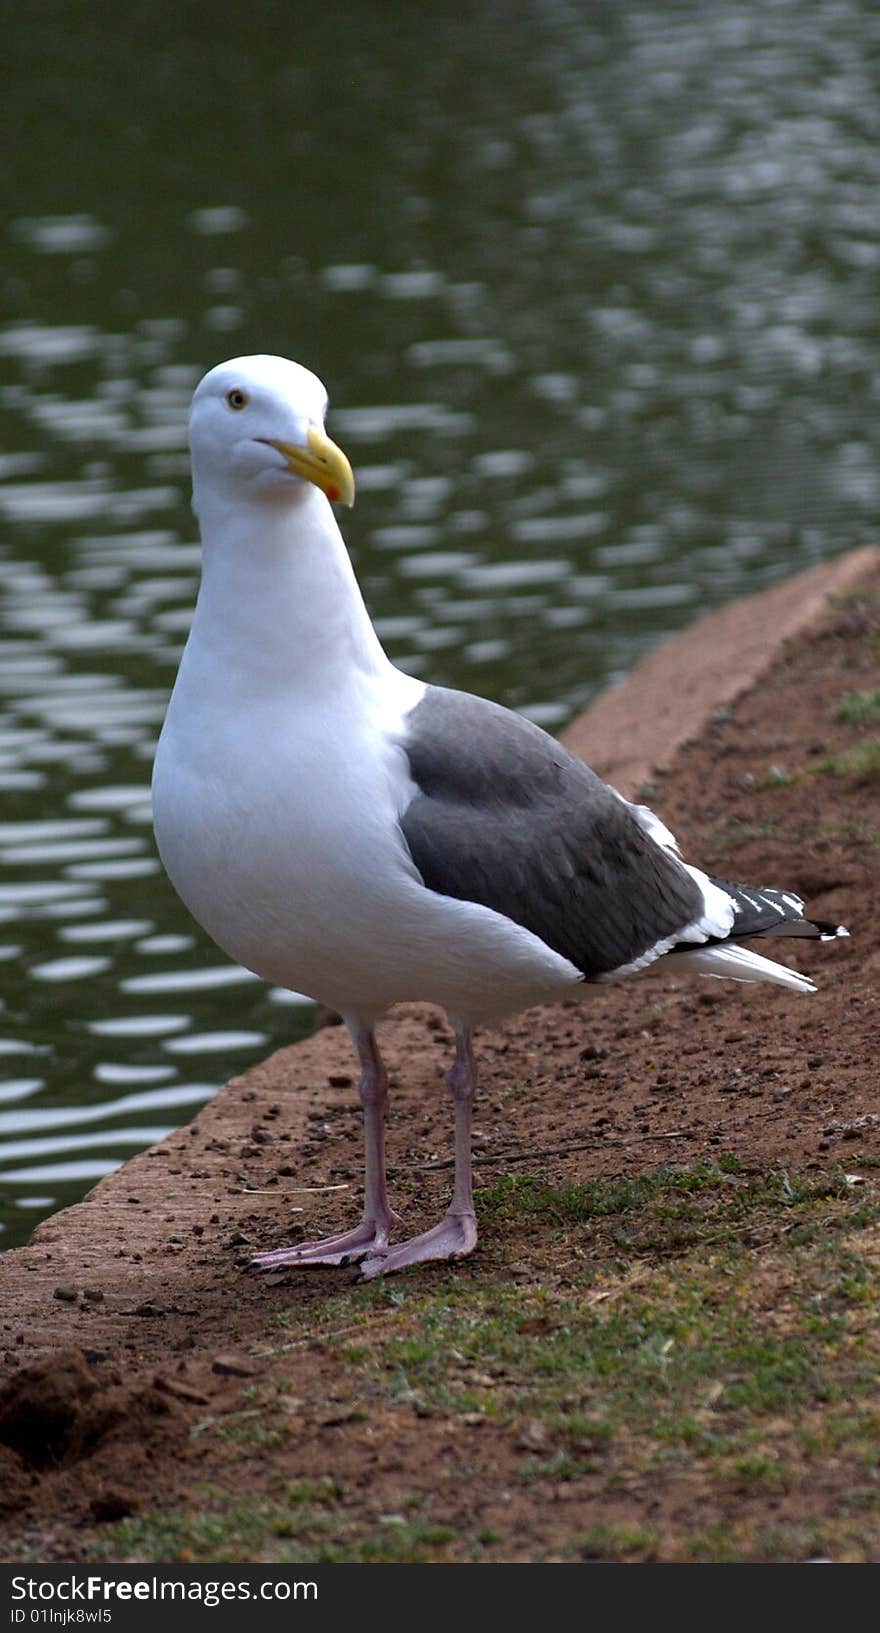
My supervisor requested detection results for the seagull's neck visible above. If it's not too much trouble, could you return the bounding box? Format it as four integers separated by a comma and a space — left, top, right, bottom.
190, 487, 392, 702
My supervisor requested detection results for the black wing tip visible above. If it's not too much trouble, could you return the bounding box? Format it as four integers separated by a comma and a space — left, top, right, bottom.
708, 878, 850, 946
815, 921, 850, 941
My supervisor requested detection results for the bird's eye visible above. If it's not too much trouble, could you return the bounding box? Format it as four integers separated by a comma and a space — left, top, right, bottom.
225, 388, 249, 411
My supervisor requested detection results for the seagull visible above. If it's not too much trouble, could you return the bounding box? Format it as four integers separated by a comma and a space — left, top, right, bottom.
151, 354, 848, 1279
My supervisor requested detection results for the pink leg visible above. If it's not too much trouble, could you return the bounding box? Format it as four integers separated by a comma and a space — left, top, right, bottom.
360, 1025, 478, 1279
251, 1024, 401, 1270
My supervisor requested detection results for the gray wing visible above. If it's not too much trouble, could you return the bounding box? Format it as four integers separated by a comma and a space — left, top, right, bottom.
398, 685, 704, 978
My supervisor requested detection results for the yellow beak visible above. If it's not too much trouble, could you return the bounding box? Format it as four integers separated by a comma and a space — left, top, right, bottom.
265, 425, 355, 507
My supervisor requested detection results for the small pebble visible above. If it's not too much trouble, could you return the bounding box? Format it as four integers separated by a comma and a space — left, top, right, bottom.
516, 1419, 548, 1452
212, 1353, 259, 1377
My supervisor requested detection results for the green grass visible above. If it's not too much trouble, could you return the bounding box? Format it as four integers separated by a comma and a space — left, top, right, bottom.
575, 1521, 660, 1561
93, 1496, 325, 1563
760, 764, 794, 788
835, 689, 880, 724
371, 1271, 839, 1427
92, 1161, 880, 1564
712, 819, 783, 852
758, 737, 880, 789
342, 1168, 878, 1448
812, 738, 880, 782
716, 813, 880, 851
96, 1499, 459, 1565
475, 1160, 852, 1245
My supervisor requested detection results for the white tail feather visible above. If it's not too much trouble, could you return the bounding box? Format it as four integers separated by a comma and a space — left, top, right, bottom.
671, 942, 816, 993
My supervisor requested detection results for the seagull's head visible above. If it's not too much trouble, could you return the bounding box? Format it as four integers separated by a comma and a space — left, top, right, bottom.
189, 354, 355, 515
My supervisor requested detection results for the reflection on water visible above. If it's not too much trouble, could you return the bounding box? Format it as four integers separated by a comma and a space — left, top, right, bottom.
3, 0, 880, 1246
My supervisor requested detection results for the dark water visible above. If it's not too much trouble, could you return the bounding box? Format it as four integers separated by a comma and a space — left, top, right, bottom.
3, 0, 880, 1248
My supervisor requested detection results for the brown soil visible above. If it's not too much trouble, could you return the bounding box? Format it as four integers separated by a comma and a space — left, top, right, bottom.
0, 550, 877, 1564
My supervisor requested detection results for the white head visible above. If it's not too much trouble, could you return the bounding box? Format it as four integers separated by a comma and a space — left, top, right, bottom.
188, 354, 355, 519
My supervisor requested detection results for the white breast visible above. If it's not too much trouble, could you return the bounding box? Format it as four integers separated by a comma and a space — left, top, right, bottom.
152, 674, 581, 1025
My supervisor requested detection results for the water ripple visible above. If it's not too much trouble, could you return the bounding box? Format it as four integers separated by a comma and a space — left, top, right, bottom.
0, 323, 105, 362
68, 784, 152, 812
0, 837, 144, 866
0, 1129, 173, 1163
163, 1030, 268, 1055
2, 1159, 122, 1184
59, 918, 154, 944
0, 1081, 45, 1105
120, 966, 262, 995
29, 955, 110, 982
0, 1083, 217, 1136
11, 215, 111, 254
87, 1015, 192, 1039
